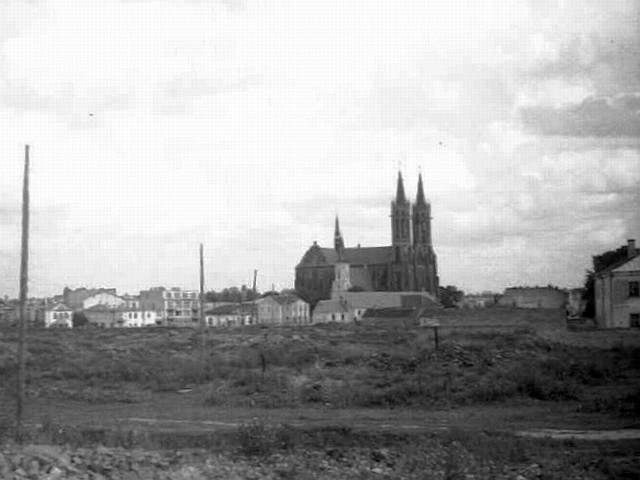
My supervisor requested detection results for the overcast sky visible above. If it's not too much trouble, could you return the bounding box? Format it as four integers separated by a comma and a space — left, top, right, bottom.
1, 0, 639, 297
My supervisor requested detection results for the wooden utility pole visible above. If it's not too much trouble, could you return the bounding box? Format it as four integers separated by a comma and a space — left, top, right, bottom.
16, 145, 30, 443
199, 243, 206, 381
199, 243, 205, 330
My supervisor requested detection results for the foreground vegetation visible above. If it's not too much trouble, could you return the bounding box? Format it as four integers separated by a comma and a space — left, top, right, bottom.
0, 308, 638, 416
1, 307, 639, 478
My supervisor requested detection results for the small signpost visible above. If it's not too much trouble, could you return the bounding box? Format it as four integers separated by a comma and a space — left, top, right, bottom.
419, 317, 440, 349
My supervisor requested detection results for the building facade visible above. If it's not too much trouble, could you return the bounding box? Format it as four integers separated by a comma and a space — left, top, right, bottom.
498, 287, 567, 309
140, 287, 200, 327
295, 173, 438, 304
44, 303, 73, 328
595, 239, 640, 328
256, 294, 310, 325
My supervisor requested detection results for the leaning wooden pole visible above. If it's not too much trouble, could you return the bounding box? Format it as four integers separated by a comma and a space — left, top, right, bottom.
16, 144, 30, 443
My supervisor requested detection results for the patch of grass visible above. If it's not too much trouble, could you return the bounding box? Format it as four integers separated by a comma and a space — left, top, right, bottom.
236, 418, 297, 456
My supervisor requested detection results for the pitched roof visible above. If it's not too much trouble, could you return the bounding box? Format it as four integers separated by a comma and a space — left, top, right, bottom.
322, 246, 392, 265
595, 252, 640, 277
84, 304, 115, 313
47, 302, 73, 312
272, 294, 305, 306
205, 304, 240, 315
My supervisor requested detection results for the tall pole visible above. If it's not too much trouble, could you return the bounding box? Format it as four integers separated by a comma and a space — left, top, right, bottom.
199, 243, 206, 380
199, 243, 205, 330
16, 145, 30, 443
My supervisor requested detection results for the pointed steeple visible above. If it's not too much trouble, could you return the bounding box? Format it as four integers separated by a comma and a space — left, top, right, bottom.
416, 173, 426, 205
395, 171, 407, 204
334, 215, 345, 257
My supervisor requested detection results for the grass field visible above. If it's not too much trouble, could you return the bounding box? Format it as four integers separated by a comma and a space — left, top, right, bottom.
1, 306, 639, 478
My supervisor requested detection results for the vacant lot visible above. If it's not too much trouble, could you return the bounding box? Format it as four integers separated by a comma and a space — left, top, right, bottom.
0, 307, 639, 478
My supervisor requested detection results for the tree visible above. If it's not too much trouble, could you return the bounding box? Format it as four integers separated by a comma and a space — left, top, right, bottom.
72, 311, 88, 328
439, 285, 464, 308
582, 244, 631, 318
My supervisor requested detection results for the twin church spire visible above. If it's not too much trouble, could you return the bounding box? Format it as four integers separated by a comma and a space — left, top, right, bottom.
334, 171, 432, 256
391, 171, 431, 248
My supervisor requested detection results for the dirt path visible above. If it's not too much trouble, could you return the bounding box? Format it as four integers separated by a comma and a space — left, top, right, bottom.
517, 428, 640, 441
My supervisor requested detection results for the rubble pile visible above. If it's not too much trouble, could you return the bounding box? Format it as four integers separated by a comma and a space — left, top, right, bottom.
0, 442, 610, 480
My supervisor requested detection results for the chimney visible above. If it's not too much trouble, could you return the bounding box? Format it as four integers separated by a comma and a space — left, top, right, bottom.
628, 239, 636, 259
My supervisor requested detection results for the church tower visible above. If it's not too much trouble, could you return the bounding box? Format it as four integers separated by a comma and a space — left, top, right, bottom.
390, 172, 413, 290
412, 173, 438, 294
412, 173, 431, 248
334, 215, 345, 260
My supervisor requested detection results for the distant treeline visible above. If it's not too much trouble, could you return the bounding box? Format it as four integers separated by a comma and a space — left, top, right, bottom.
204, 286, 261, 303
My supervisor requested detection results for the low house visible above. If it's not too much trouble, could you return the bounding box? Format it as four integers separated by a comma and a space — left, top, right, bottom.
312, 294, 371, 324
205, 304, 242, 327
459, 294, 496, 309
84, 304, 117, 328
498, 286, 566, 309
256, 294, 310, 325
595, 239, 640, 329
312, 299, 350, 323
44, 303, 73, 328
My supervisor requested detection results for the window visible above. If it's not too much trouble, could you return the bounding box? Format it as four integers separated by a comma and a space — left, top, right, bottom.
631, 314, 640, 328
629, 281, 639, 298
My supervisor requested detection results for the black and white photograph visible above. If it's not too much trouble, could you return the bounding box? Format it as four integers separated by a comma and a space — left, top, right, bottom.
1, 1, 639, 478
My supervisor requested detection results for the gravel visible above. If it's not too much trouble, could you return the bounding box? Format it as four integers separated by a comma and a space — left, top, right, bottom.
0, 441, 611, 480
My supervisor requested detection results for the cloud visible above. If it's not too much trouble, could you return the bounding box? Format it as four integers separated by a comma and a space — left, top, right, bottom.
520, 94, 640, 137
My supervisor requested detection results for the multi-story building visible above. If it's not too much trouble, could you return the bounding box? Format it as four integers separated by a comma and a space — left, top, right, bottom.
140, 287, 200, 327
595, 239, 640, 328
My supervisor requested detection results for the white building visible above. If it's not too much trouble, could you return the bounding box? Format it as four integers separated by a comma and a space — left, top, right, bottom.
595, 239, 640, 328
82, 292, 125, 310
116, 307, 159, 327
44, 303, 73, 328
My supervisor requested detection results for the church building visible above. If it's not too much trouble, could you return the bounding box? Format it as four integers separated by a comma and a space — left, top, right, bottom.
295, 172, 439, 303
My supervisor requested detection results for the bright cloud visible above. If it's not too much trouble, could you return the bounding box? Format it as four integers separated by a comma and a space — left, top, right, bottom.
0, 0, 638, 297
